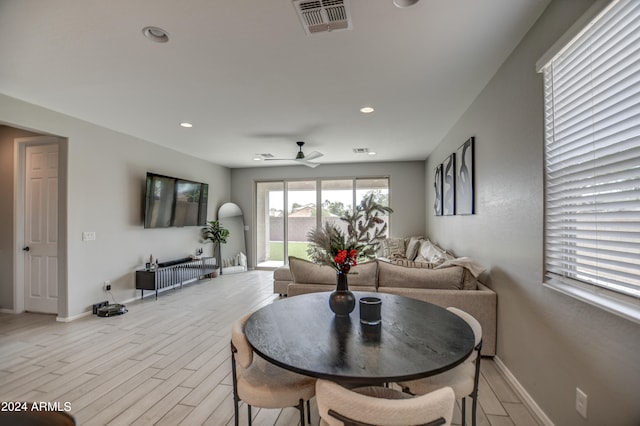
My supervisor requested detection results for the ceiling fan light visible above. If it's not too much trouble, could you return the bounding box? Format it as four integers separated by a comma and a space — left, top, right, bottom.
393, 0, 419, 8
296, 151, 305, 160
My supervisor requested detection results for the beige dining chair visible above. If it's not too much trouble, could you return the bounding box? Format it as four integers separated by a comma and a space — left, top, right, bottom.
398, 307, 483, 426
230, 312, 316, 426
316, 379, 455, 426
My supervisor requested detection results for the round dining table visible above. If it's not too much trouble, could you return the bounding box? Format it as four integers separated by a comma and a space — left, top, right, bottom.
244, 291, 475, 385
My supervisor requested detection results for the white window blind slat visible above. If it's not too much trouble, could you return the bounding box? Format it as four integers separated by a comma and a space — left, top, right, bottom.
542, 0, 640, 303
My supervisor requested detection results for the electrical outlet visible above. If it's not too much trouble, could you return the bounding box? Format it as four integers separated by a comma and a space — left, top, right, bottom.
104, 280, 111, 291
576, 387, 588, 419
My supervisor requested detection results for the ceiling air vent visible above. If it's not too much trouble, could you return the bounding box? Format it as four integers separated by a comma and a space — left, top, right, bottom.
293, 0, 352, 35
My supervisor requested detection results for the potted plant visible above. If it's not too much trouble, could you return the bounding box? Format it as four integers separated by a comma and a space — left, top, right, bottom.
201, 220, 230, 277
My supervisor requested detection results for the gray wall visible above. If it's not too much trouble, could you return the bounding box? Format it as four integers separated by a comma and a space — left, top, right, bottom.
231, 161, 425, 267
1, 94, 231, 318
425, 0, 640, 424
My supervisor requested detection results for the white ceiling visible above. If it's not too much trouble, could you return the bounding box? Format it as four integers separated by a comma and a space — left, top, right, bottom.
0, 0, 550, 168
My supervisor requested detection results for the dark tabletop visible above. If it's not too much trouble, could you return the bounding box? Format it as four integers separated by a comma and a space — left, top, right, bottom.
244, 291, 475, 385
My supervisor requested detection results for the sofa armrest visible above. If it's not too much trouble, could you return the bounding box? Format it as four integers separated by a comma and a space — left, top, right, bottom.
378, 282, 497, 356
273, 266, 293, 295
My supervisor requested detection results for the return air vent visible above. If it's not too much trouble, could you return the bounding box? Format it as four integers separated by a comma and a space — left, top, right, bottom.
293, 0, 352, 35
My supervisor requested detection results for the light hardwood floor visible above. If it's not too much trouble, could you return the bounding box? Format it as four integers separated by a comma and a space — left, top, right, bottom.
0, 271, 541, 425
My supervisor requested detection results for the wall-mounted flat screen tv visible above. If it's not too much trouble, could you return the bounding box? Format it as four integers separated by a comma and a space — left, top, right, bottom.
144, 172, 209, 228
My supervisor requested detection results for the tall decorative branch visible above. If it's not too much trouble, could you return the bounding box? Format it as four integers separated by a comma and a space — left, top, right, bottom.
307, 193, 394, 266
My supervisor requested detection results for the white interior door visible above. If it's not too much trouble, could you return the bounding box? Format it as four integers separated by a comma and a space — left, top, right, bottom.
24, 143, 59, 314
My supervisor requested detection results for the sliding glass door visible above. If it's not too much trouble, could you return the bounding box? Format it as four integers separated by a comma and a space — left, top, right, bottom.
321, 179, 353, 237
256, 181, 284, 267
255, 177, 389, 268
286, 180, 317, 261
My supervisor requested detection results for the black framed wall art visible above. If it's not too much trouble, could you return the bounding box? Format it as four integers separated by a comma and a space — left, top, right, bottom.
443, 153, 455, 216
455, 137, 475, 215
434, 163, 443, 216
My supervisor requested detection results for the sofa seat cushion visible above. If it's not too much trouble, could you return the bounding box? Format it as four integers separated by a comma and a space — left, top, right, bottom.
377, 261, 477, 290
288, 256, 378, 286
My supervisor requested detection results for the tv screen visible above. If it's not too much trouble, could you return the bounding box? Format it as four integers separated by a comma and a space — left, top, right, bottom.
144, 173, 209, 228
144, 174, 175, 228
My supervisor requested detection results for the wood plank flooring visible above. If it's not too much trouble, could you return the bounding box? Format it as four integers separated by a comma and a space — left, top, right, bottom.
0, 271, 541, 425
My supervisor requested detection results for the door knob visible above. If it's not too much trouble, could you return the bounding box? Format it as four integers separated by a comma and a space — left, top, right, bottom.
23, 246, 30, 251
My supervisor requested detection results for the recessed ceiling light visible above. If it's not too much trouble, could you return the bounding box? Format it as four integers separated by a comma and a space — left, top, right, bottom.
179, 122, 193, 128
142, 26, 170, 43
393, 0, 420, 7
360, 107, 375, 114
368, 151, 377, 156
253, 156, 262, 161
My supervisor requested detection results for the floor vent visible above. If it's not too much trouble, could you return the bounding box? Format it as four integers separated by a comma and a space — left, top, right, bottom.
293, 0, 352, 35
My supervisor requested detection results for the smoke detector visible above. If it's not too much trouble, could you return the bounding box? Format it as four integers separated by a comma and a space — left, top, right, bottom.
293, 0, 352, 35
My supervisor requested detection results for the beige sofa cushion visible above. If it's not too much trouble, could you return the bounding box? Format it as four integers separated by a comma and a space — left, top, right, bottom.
288, 256, 378, 286
377, 260, 477, 290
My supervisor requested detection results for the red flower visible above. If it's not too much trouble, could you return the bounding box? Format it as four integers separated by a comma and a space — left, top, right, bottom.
334, 250, 347, 265
334, 249, 358, 270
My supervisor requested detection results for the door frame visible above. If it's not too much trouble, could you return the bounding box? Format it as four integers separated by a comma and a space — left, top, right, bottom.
14, 136, 68, 319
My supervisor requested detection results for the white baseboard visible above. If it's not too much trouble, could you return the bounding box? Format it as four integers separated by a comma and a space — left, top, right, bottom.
119, 295, 140, 305
0, 308, 17, 314
493, 356, 554, 426
56, 310, 91, 322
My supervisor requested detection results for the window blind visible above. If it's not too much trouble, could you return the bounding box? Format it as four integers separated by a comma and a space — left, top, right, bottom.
542, 0, 640, 299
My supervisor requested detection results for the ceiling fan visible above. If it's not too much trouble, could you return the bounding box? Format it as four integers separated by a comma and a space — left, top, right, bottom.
265, 141, 323, 168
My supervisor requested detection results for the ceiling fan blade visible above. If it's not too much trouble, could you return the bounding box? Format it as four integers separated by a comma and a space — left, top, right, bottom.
304, 151, 323, 161
299, 160, 320, 168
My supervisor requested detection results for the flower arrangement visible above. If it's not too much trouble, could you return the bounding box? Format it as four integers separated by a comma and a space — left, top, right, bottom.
307, 193, 393, 272
306, 222, 361, 273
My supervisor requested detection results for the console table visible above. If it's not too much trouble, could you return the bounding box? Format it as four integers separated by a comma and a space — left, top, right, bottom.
135, 257, 217, 299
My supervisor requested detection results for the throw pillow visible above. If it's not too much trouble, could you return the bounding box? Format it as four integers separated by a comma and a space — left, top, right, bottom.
405, 236, 424, 261
381, 238, 406, 259
288, 256, 378, 286
415, 239, 443, 263
377, 261, 468, 290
